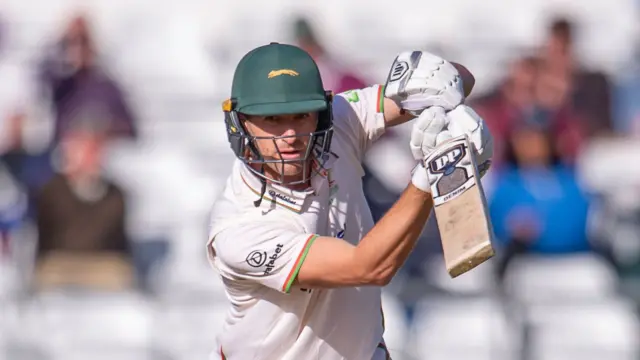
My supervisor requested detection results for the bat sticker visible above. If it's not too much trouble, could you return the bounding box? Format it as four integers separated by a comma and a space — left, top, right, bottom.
426, 137, 476, 205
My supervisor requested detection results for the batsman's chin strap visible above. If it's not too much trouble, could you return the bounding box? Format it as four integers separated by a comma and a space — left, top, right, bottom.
254, 165, 267, 208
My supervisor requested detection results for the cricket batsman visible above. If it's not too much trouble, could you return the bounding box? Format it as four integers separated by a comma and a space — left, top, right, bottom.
207, 42, 493, 359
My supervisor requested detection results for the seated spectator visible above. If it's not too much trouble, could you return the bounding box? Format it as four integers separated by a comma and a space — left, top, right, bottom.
0, 112, 54, 223
540, 16, 613, 137
531, 62, 585, 164
473, 55, 539, 168
489, 121, 592, 277
38, 13, 137, 143
0, 162, 28, 259
474, 54, 585, 169
33, 116, 134, 291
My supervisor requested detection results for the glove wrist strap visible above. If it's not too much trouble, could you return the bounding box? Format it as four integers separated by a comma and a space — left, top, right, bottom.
411, 163, 432, 194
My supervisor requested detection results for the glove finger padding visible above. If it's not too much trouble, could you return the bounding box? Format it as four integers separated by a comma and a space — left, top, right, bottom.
409, 106, 448, 162
446, 104, 494, 176
435, 130, 453, 146
384, 50, 464, 112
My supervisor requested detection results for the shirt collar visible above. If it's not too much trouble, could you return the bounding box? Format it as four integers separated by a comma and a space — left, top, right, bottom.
238, 153, 338, 213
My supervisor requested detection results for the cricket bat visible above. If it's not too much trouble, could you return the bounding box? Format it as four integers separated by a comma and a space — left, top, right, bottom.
424, 134, 495, 278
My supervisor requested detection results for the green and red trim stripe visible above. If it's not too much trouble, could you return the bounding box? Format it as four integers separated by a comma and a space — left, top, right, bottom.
376, 85, 386, 113
282, 234, 318, 293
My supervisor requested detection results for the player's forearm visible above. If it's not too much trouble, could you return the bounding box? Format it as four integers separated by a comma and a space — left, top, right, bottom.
354, 183, 433, 285
383, 97, 415, 127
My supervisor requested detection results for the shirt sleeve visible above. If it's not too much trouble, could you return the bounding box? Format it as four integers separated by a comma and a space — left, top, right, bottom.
331, 85, 387, 161
210, 222, 318, 294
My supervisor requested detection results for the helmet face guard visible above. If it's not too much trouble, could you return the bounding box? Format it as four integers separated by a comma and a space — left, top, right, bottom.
222, 91, 334, 186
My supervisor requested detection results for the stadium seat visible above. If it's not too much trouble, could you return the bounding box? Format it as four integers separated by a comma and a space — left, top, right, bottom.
153, 295, 228, 359
424, 255, 498, 297
6, 289, 156, 360
503, 254, 640, 359
33, 290, 153, 346
525, 298, 640, 360
503, 253, 620, 305
46, 348, 163, 360
577, 138, 640, 194
411, 296, 517, 360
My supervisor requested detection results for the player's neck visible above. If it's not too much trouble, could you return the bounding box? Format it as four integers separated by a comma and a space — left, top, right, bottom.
258, 166, 311, 192
268, 172, 310, 192
272, 180, 309, 192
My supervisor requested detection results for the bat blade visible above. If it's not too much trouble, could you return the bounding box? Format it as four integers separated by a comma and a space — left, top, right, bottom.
424, 134, 495, 278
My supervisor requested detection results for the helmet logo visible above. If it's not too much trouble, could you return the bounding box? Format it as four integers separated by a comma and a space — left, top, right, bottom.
268, 69, 299, 78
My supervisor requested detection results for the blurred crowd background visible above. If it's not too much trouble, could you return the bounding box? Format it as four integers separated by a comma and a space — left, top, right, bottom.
1, 1, 640, 359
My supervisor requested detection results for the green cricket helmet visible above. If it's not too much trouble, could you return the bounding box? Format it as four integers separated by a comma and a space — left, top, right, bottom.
222, 42, 334, 188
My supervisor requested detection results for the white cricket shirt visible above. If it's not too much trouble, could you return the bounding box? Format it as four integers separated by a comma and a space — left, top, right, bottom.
207, 85, 392, 360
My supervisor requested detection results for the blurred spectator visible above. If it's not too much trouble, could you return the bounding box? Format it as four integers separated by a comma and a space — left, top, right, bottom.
489, 122, 592, 277
0, 110, 55, 227
0, 162, 28, 259
613, 43, 640, 135
33, 116, 134, 291
474, 54, 585, 169
292, 16, 368, 93
531, 60, 584, 164
540, 16, 613, 137
38, 14, 138, 143
473, 55, 539, 168
2, 112, 24, 153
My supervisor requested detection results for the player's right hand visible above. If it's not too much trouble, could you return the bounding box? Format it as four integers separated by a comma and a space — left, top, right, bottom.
409, 106, 452, 162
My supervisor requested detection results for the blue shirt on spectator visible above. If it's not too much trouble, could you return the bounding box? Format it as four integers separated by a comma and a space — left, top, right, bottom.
489, 164, 591, 254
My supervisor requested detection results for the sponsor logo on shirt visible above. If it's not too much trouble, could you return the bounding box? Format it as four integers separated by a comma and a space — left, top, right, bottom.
264, 244, 284, 276
268, 190, 296, 205
246, 250, 267, 268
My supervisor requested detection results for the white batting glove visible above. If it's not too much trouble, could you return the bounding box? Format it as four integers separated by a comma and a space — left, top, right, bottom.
409, 106, 452, 162
446, 104, 494, 176
384, 51, 465, 113
410, 107, 452, 193
410, 105, 494, 193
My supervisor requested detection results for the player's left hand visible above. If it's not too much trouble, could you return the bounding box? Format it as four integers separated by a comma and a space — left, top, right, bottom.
409, 106, 452, 193
384, 51, 465, 113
